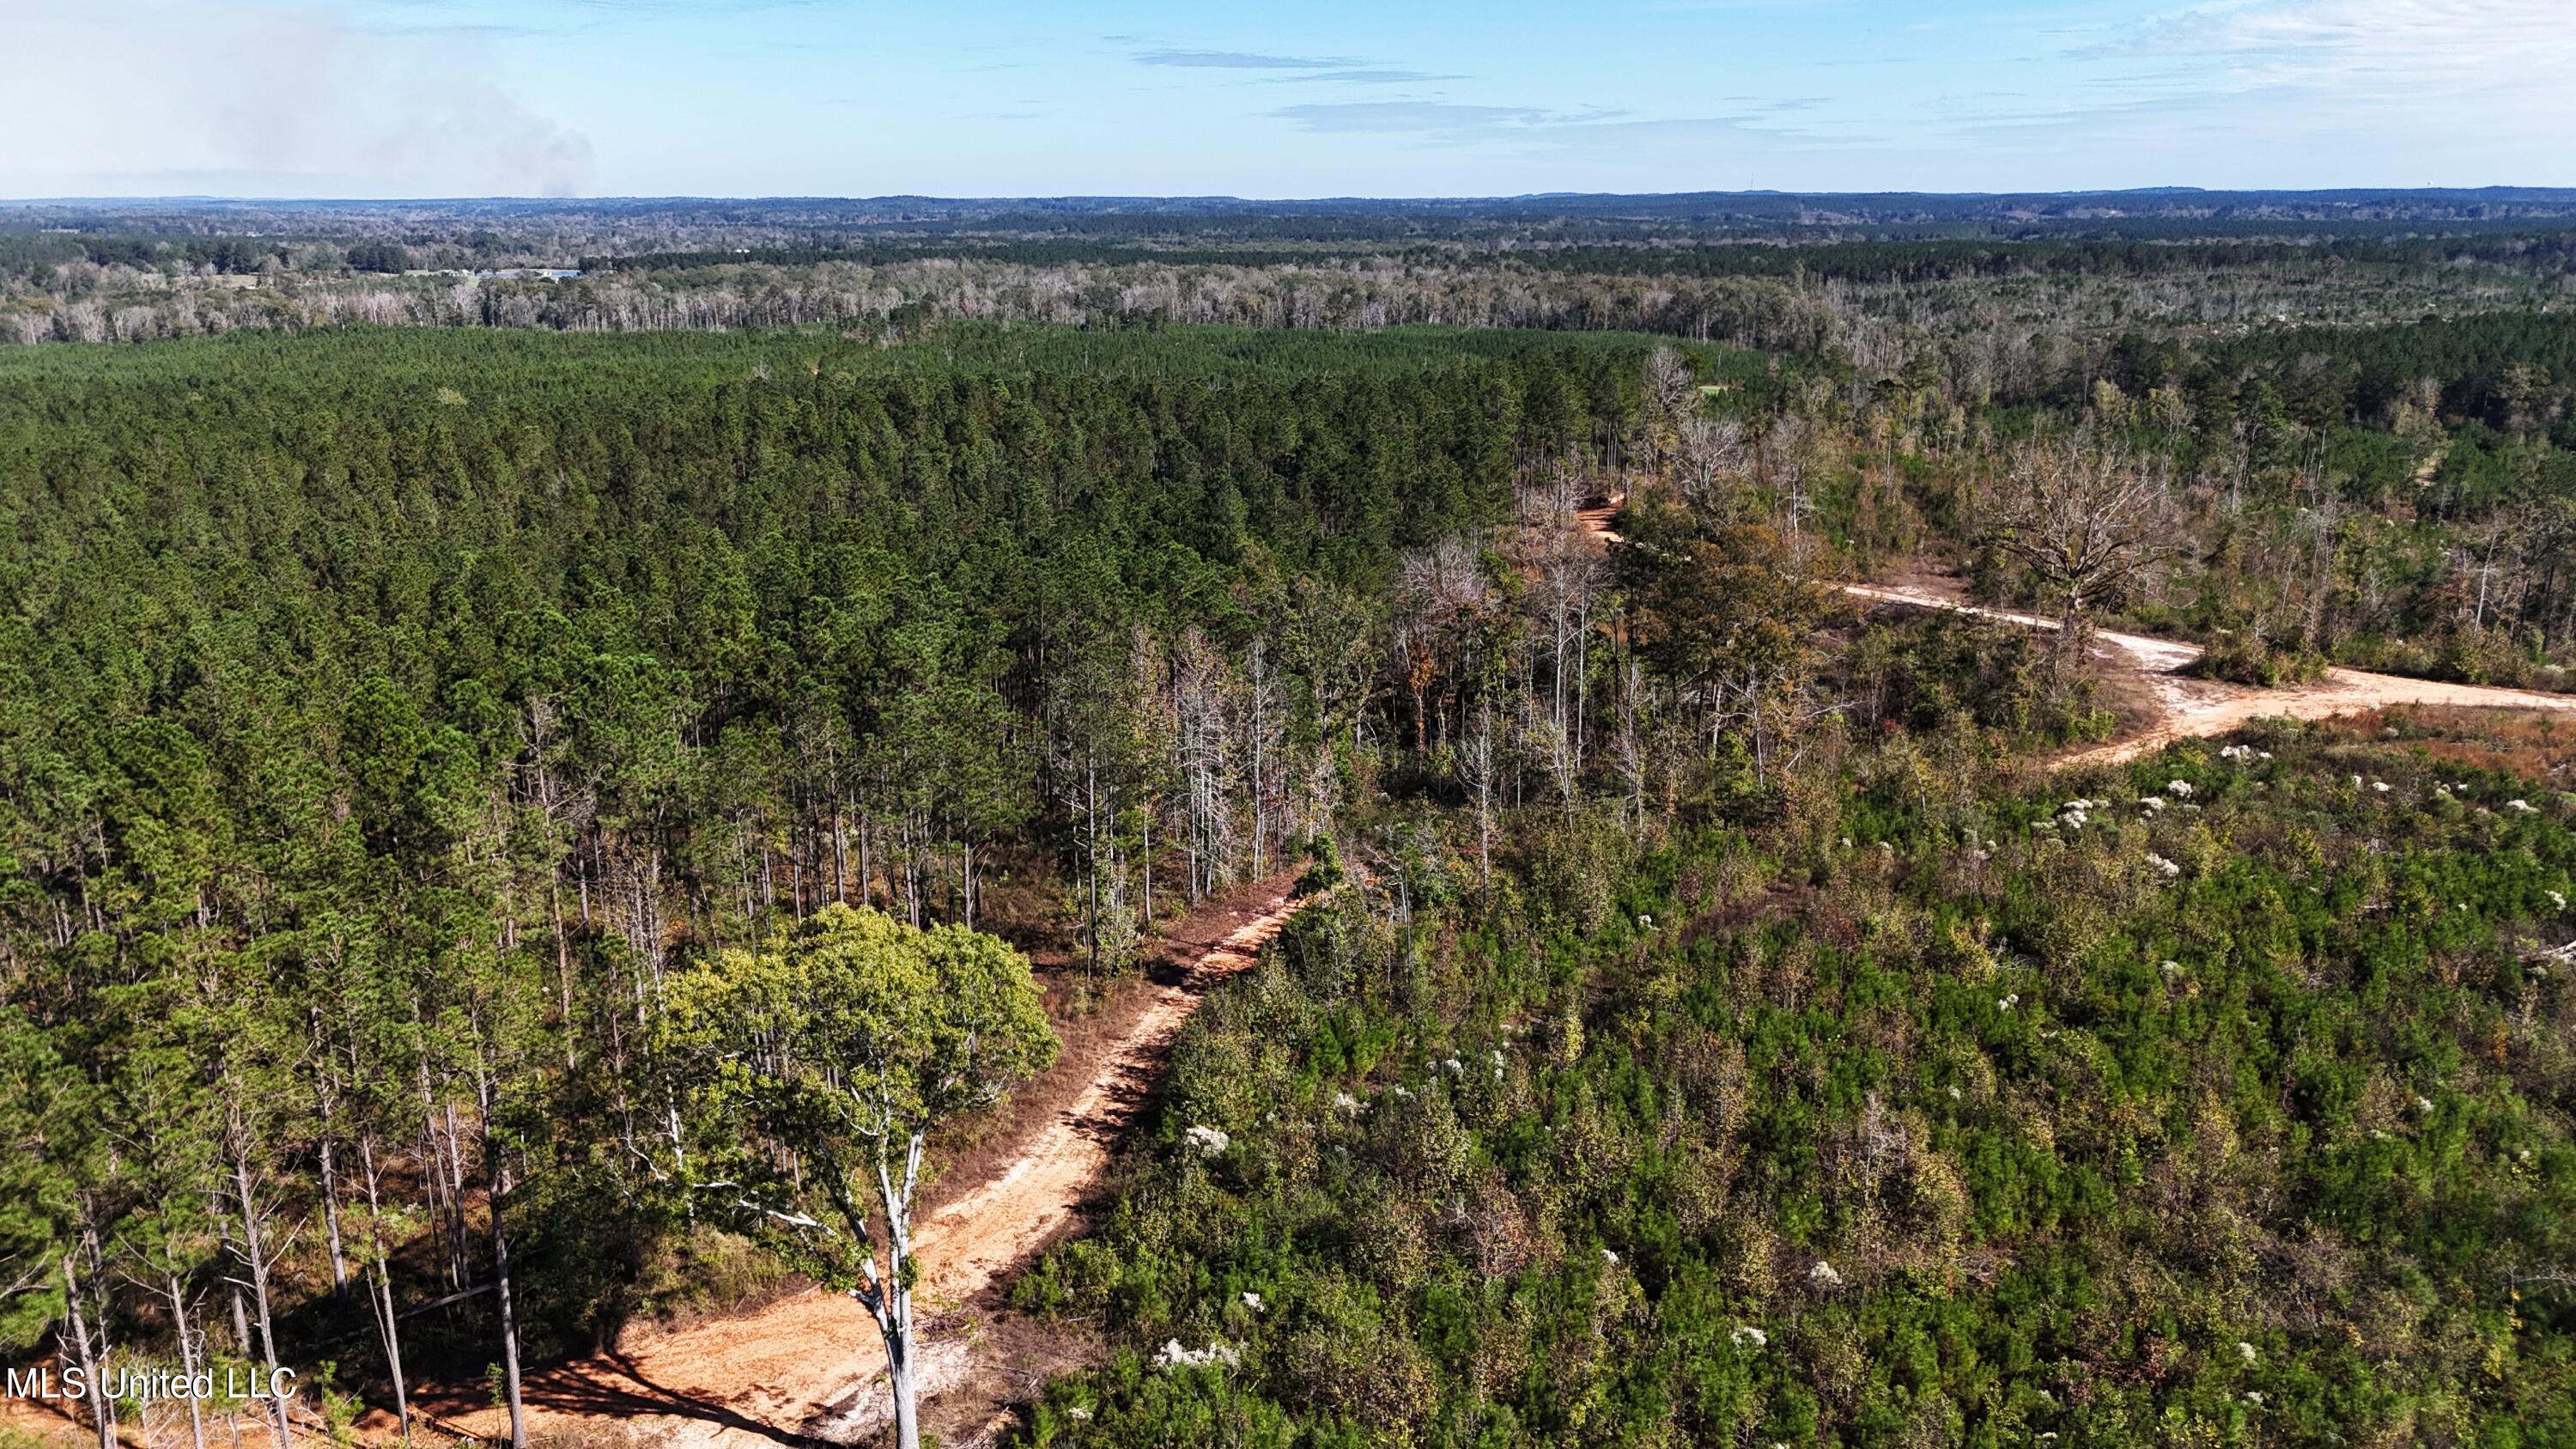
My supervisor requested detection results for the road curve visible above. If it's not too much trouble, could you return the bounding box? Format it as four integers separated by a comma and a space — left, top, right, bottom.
1572, 503, 2576, 767
1842, 582, 2576, 766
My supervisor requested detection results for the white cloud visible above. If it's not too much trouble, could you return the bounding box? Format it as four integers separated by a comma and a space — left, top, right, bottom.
1271, 101, 1557, 137
1917, 0, 2576, 186
3, 0, 593, 198
1269, 70, 1468, 86
1133, 49, 1351, 70
2107, 0, 2576, 106
1267, 100, 1803, 157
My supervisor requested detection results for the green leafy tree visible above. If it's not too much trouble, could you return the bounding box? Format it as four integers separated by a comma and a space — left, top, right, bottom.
1624, 512, 1831, 788
664, 904, 1055, 1449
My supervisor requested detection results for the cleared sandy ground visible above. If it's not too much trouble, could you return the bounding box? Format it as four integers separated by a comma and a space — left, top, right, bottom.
1841, 582, 2576, 765
1571, 499, 2576, 759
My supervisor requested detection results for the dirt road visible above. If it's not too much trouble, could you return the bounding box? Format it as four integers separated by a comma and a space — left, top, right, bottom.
420, 884, 1302, 1449
1571, 500, 2576, 764
1844, 581, 2576, 765
1575, 493, 1625, 543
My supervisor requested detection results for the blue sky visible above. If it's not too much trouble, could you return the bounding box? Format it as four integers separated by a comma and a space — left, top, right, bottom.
9, 0, 2573, 198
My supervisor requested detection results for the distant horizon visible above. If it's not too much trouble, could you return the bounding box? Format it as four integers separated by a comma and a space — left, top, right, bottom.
13, 184, 2576, 209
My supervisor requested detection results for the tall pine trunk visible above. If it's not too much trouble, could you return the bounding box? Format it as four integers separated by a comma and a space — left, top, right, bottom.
228, 1150, 293, 1449
317, 1136, 349, 1294
868, 1138, 927, 1449
476, 1068, 528, 1449
358, 1135, 411, 1446
62, 1247, 113, 1449
166, 1274, 210, 1449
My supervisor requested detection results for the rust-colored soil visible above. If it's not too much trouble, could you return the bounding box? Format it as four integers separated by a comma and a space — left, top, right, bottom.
403, 878, 1300, 1449
1574, 491, 1626, 542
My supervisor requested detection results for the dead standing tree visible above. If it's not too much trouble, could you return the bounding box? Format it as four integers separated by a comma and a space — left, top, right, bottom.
1986, 434, 2175, 687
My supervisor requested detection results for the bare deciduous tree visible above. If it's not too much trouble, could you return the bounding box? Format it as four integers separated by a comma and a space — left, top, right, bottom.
1673, 414, 1748, 511
1986, 433, 2175, 679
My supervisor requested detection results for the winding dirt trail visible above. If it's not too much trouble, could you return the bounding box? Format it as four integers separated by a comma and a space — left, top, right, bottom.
1573, 497, 2576, 765
1575, 494, 1626, 542
417, 883, 1301, 1449
1840, 582, 2576, 764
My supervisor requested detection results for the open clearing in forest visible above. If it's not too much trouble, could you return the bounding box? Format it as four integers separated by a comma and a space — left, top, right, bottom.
471, 516, 2550, 1446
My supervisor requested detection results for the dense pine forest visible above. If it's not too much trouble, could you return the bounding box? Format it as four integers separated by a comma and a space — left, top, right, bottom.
0, 321, 1685, 1447
4, 195, 2576, 1449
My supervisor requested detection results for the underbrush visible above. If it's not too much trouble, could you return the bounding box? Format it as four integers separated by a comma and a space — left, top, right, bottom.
2189, 632, 2330, 687
1844, 610, 2117, 750
623, 1227, 792, 1330
2330, 703, 2576, 778
1010, 724, 2576, 1446
2336, 630, 2576, 694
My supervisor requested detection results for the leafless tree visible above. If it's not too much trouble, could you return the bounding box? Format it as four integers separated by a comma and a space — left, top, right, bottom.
1987, 433, 2176, 679
1673, 414, 1748, 511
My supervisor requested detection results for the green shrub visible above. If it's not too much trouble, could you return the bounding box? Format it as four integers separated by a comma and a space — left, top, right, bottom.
1013, 726, 2576, 1445
2192, 631, 2329, 686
